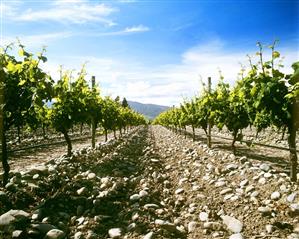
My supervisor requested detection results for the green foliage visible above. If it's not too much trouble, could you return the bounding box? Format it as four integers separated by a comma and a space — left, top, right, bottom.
154, 41, 298, 158
2, 43, 53, 131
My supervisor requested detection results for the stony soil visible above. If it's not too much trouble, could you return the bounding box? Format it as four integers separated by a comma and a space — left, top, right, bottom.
5, 131, 121, 173
0, 125, 298, 239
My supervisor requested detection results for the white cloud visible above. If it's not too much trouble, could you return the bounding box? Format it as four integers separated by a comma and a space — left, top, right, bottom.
2, 32, 73, 48
4, 0, 117, 26
1, 1, 22, 16
41, 39, 298, 106
117, 0, 137, 3
124, 25, 149, 33
90, 25, 150, 36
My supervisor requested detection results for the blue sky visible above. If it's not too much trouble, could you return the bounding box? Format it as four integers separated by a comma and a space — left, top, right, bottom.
1, 0, 298, 105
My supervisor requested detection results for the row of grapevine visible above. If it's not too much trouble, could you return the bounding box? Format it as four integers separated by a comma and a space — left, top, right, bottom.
0, 43, 147, 186
154, 42, 299, 182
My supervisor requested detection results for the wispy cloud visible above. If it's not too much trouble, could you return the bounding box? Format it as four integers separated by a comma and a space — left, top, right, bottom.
172, 22, 194, 32
4, 0, 117, 26
2, 32, 73, 48
1, 25, 149, 47
93, 25, 150, 36
117, 0, 137, 3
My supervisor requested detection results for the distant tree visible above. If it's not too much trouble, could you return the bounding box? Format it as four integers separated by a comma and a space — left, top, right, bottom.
122, 97, 130, 108
115, 96, 120, 103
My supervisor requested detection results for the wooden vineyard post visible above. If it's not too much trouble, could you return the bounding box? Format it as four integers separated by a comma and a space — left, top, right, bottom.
0, 63, 9, 186
91, 76, 96, 149
207, 77, 212, 148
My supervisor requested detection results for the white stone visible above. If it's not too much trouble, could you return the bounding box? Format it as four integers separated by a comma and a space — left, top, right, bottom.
229, 233, 244, 239
222, 215, 243, 233
143, 232, 154, 239
224, 194, 234, 200
260, 164, 270, 172
258, 206, 271, 215
139, 190, 148, 197
240, 180, 248, 187
199, 212, 209, 222
226, 164, 238, 171
44, 229, 66, 239
175, 188, 184, 194
220, 188, 233, 195
245, 185, 255, 193
0, 210, 29, 226
144, 204, 159, 209
215, 181, 226, 187
265, 224, 273, 233
250, 191, 259, 197
87, 173, 96, 179
188, 221, 197, 232
258, 178, 266, 184
264, 172, 272, 178
290, 203, 299, 211
130, 194, 141, 201
76, 187, 87, 195
270, 191, 281, 200
230, 195, 239, 201
108, 228, 122, 238
287, 192, 298, 203
74, 232, 83, 239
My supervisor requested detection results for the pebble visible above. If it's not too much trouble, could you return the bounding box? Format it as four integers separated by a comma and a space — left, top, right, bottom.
226, 164, 238, 171
224, 194, 234, 200
265, 224, 273, 233
188, 221, 197, 232
87, 173, 96, 179
260, 164, 270, 172
229, 233, 244, 239
215, 181, 226, 187
108, 228, 122, 238
0, 210, 29, 226
74, 232, 83, 239
287, 192, 298, 203
130, 194, 141, 201
250, 191, 259, 197
144, 204, 159, 209
222, 215, 243, 233
175, 188, 184, 194
44, 229, 66, 239
199, 212, 209, 222
264, 172, 272, 178
258, 206, 271, 216
139, 190, 149, 197
270, 191, 281, 200
76, 187, 87, 196
258, 177, 266, 184
12, 230, 24, 238
240, 179, 249, 187
245, 185, 255, 193
86, 230, 97, 239
143, 232, 154, 239
220, 188, 233, 195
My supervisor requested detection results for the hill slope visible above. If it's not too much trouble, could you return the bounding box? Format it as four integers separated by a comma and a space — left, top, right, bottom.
128, 101, 169, 119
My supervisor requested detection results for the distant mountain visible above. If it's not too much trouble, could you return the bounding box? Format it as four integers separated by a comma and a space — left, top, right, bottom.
128, 101, 170, 119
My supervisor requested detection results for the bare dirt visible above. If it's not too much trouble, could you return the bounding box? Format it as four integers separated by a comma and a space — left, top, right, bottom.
2, 132, 119, 173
